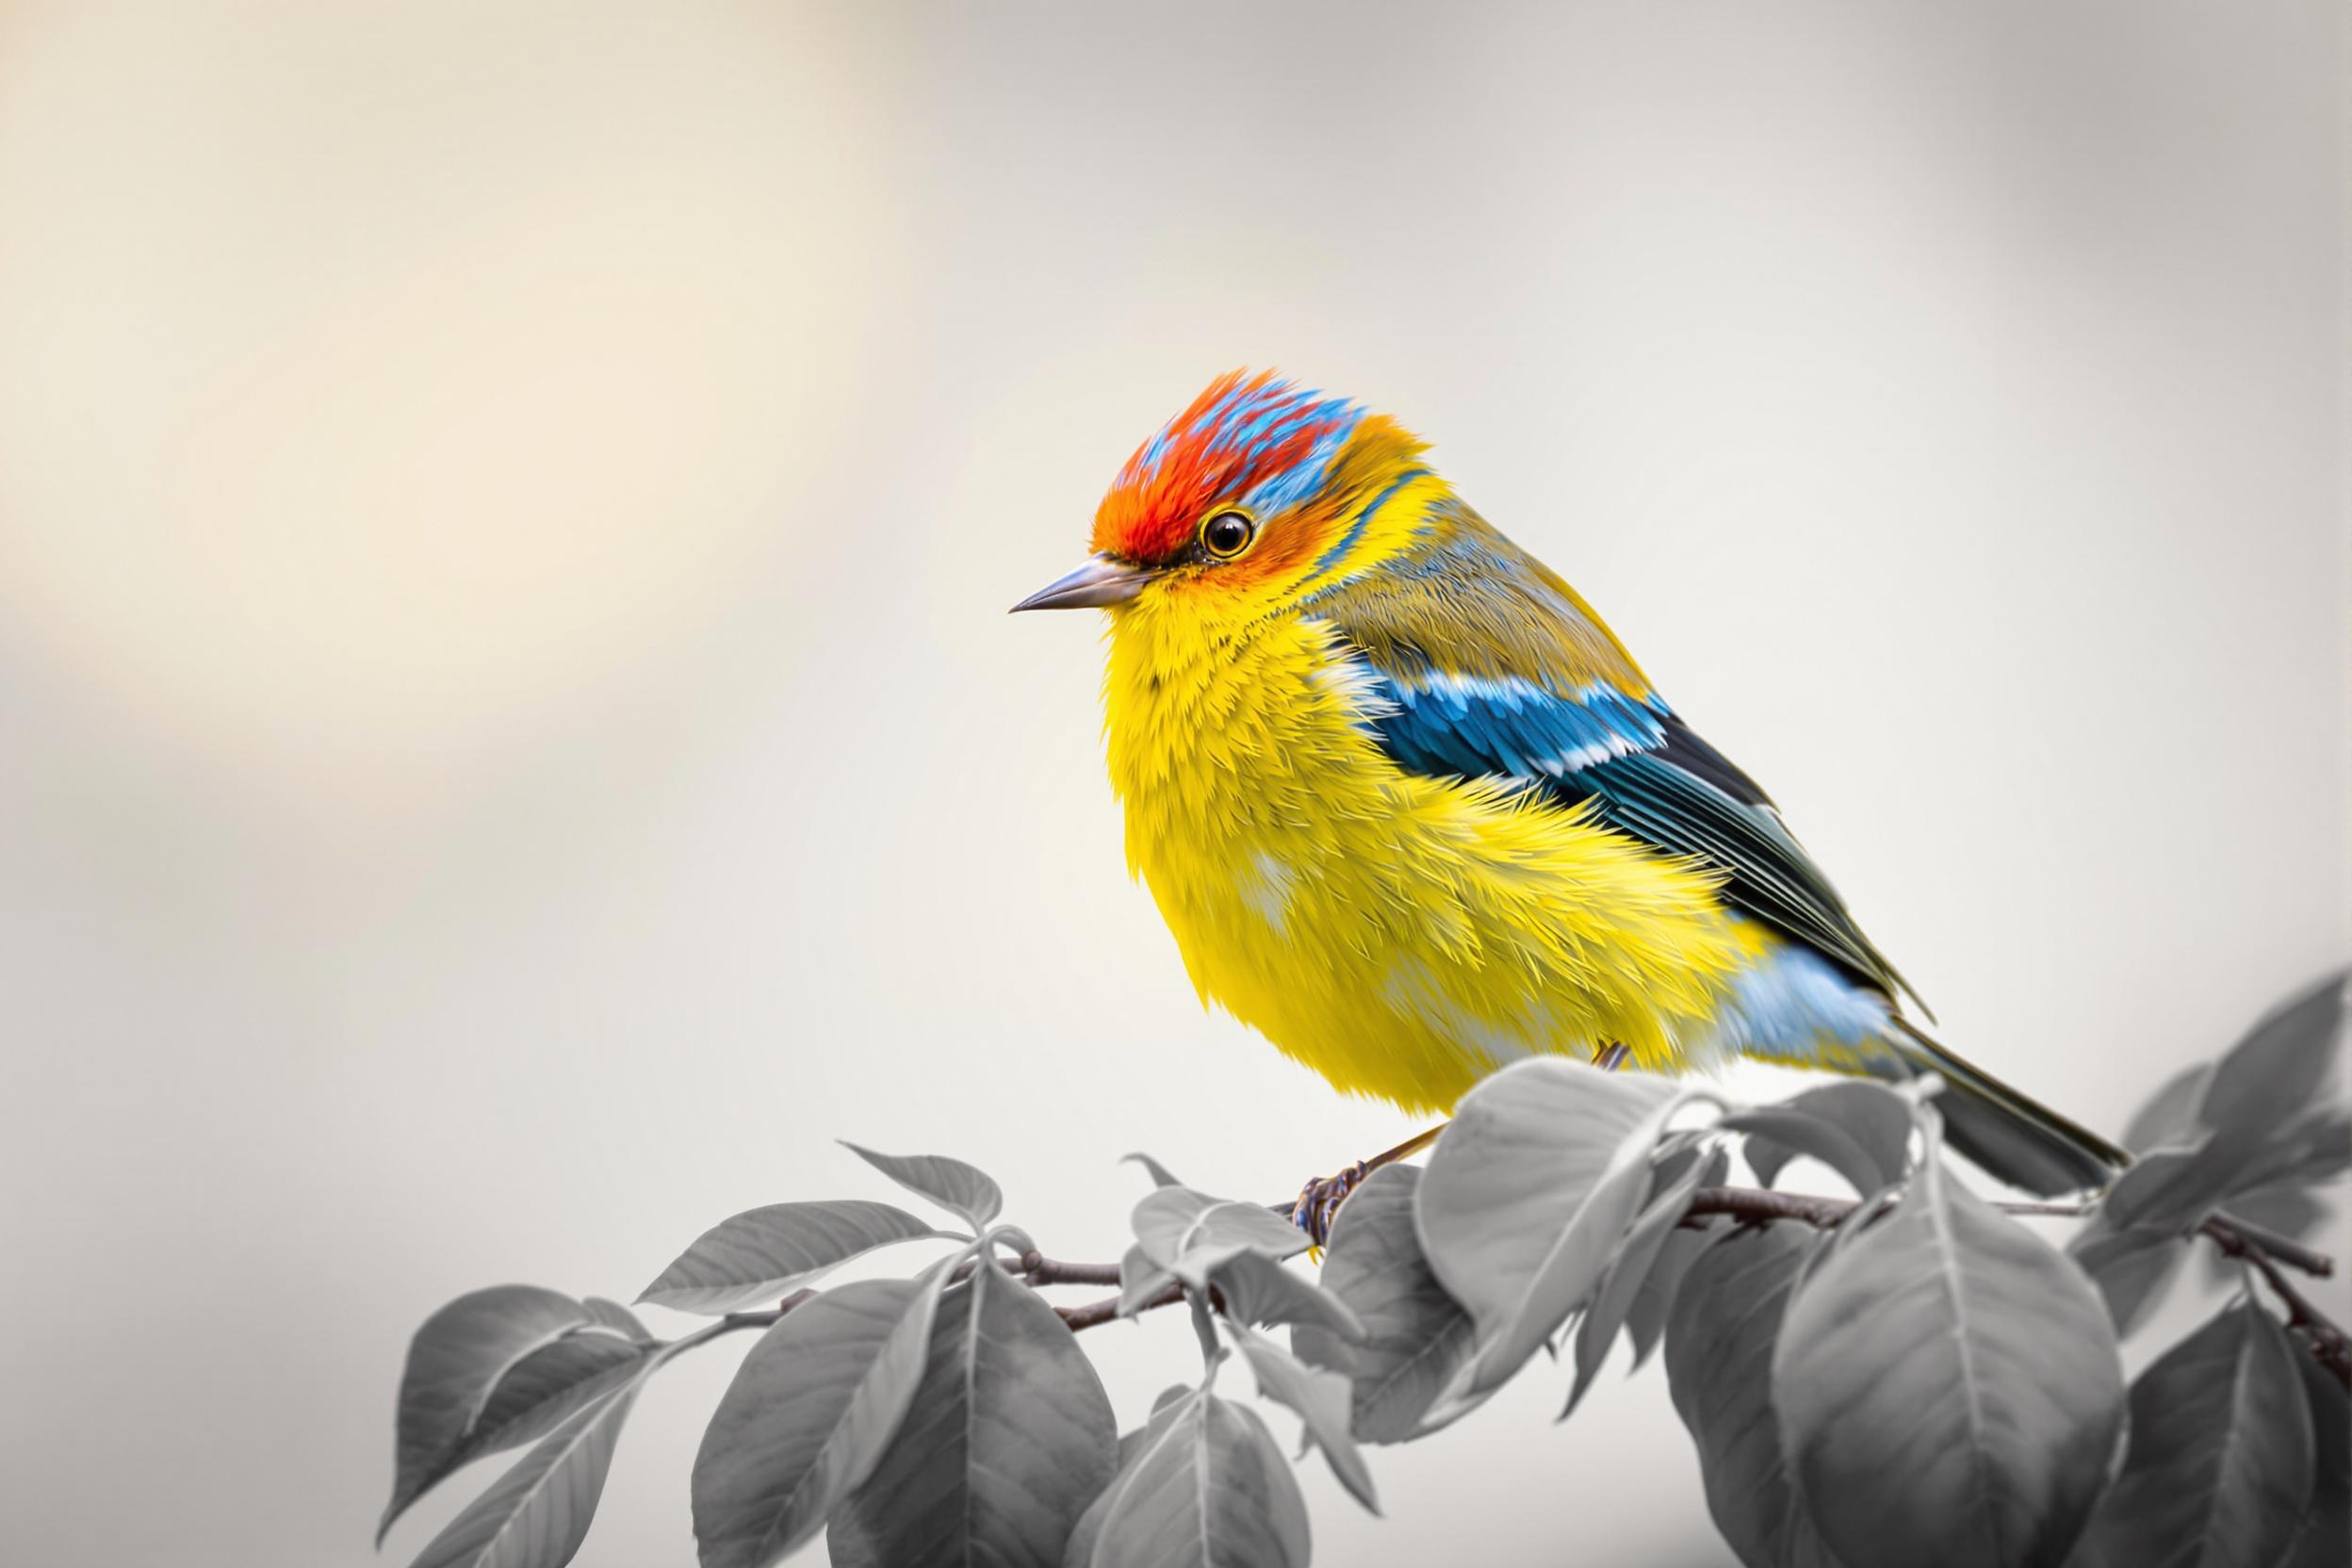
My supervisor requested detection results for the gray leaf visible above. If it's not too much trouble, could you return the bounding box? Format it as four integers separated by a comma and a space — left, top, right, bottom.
2126, 1062, 2215, 1154
1290, 1166, 1476, 1446
1414, 1058, 1685, 1395
1565, 1145, 1720, 1417
638, 1200, 949, 1315
1728, 1080, 1912, 1195
1061, 1455, 1128, 1568
1068, 1391, 1310, 1568
1773, 1144, 2126, 1568
2196, 973, 2346, 1143
1234, 1328, 1380, 1514
384, 1286, 596, 1543
2098, 1144, 2227, 1235
580, 1298, 647, 1338
1116, 1244, 1176, 1318
2280, 1341, 2350, 1568
1663, 1224, 1838, 1568
386, 1328, 653, 1546
471, 1335, 647, 1445
2070, 1219, 2189, 1335
840, 1142, 1004, 1231
2100, 1113, 2350, 1238
1078, 1386, 1204, 1559
829, 1265, 1117, 1568
1062, 1484, 1117, 1568
692, 1276, 944, 1568
1210, 1250, 1364, 1344
2068, 1295, 2315, 1568
405, 1383, 639, 1568
1121, 1152, 1186, 1189
1132, 1185, 1308, 1280
1106, 1386, 1198, 1475
2231, 1108, 2352, 1195
1624, 1220, 1721, 1373
1185, 1296, 1219, 1369
2093, 978, 2346, 1240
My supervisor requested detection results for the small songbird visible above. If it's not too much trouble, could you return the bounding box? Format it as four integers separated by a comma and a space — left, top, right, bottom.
1015, 370, 2121, 1212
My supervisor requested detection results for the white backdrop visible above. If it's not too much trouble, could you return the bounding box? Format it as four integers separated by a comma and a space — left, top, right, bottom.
0, 4, 2344, 1564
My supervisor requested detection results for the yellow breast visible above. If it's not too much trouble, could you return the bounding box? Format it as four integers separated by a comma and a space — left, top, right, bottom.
1102, 596, 1752, 1114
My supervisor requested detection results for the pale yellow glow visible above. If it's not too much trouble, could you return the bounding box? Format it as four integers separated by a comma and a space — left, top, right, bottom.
0, 1, 894, 808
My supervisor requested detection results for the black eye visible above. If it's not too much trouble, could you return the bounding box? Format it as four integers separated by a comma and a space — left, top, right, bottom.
1200, 510, 1256, 560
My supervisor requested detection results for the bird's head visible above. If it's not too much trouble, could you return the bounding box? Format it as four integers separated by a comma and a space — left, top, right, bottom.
1012, 370, 1433, 619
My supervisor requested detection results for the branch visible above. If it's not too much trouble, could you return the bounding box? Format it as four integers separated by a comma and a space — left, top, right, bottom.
1016, 1251, 1125, 1289
2199, 1211, 2334, 1279
1060, 1280, 1180, 1332
2200, 1219, 2352, 1387
998, 1249, 1207, 1333
1032, 1185, 2343, 1374
651, 1257, 1150, 1349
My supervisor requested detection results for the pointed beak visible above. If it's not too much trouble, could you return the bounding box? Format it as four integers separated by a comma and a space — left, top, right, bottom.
1009, 554, 1152, 612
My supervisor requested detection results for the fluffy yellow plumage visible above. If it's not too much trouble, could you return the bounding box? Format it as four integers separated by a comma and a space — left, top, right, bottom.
1102, 561, 1754, 1112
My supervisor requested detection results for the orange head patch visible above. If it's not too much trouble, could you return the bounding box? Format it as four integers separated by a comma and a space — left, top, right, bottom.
1091, 370, 1369, 564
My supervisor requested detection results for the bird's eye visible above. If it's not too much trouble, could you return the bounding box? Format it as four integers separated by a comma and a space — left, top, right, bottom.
1200, 510, 1256, 560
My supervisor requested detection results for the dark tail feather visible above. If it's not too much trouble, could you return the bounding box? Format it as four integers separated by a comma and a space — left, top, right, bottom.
1881, 1025, 2126, 1197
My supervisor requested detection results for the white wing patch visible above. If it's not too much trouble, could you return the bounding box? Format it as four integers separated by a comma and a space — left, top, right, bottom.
1234, 851, 1299, 932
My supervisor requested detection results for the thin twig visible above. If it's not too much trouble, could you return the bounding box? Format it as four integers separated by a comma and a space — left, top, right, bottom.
1018, 1251, 1125, 1288
2204, 1212, 2334, 1279
947, 1250, 1126, 1289
651, 1288, 815, 1360
2200, 1219, 2352, 1388
1059, 1281, 1180, 1331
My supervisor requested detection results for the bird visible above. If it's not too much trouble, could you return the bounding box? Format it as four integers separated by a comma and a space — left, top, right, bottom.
1013, 369, 2122, 1226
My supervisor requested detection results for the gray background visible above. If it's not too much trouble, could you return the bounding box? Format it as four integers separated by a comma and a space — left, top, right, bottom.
0, 3, 2344, 1564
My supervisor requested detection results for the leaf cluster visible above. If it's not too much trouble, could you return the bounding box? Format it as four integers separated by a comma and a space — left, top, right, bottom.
378, 978, 2349, 1568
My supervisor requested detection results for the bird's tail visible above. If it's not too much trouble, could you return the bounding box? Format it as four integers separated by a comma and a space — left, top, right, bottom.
1878, 1023, 2127, 1198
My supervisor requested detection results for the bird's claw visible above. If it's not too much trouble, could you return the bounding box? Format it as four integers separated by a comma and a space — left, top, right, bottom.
1290, 1160, 1371, 1248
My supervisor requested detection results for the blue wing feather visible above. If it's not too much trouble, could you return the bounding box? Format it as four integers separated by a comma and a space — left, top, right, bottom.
1302, 502, 1923, 1011
1358, 662, 1922, 1009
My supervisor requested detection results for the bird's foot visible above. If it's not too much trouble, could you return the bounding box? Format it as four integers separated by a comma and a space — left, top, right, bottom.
1290, 1161, 1372, 1249
1284, 1122, 1448, 1247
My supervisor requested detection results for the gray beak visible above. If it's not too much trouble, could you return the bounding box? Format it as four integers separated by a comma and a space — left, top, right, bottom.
1009, 554, 1153, 612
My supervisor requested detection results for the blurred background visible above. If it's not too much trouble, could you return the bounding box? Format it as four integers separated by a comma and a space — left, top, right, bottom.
0, 2, 2344, 1564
